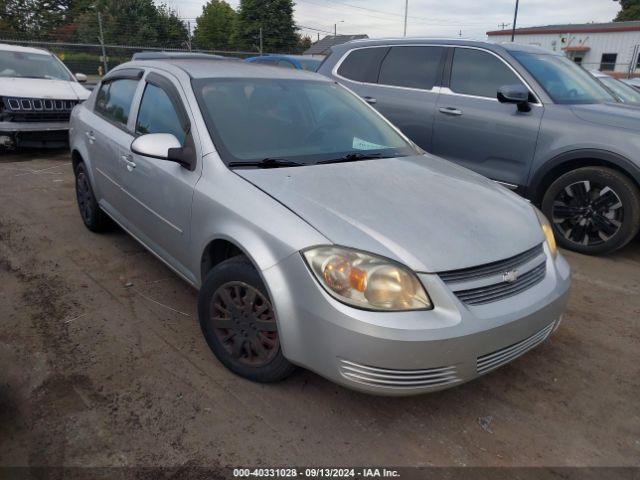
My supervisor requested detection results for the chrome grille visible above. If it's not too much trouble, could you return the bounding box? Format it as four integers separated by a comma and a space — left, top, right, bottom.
439, 243, 547, 306
339, 360, 460, 389
454, 262, 546, 305
439, 244, 543, 283
477, 323, 554, 375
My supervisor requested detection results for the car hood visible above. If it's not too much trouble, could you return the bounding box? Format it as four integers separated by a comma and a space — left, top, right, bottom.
236, 155, 544, 272
570, 102, 640, 131
0, 77, 90, 100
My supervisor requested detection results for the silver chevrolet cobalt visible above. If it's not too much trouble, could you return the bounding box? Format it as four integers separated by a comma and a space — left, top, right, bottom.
69, 58, 571, 395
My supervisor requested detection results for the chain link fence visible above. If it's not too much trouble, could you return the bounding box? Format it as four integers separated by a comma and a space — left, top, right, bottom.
0, 37, 263, 85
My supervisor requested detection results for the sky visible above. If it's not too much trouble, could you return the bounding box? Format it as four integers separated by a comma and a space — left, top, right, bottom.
166, 0, 622, 41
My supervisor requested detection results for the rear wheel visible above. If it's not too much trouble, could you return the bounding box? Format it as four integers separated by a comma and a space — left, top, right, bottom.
198, 256, 296, 382
541, 166, 640, 255
74, 162, 111, 232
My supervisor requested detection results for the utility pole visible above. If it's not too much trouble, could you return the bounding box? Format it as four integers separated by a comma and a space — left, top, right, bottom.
259, 27, 263, 55
97, 12, 108, 74
499, 22, 510, 30
403, 0, 408, 37
510, 0, 520, 42
334, 23, 337, 36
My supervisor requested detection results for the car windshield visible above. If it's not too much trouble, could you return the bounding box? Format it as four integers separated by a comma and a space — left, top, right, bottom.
193, 78, 419, 166
599, 76, 640, 103
298, 58, 321, 71
512, 51, 615, 104
0, 50, 72, 81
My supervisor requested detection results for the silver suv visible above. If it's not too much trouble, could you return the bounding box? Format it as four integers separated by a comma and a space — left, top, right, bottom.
69, 59, 570, 395
318, 39, 640, 255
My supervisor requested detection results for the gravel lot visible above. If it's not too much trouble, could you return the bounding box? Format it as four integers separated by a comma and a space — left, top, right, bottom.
1, 150, 639, 469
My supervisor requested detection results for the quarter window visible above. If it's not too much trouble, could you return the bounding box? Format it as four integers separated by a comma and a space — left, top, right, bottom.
135, 83, 187, 145
450, 48, 523, 98
600, 53, 617, 72
95, 78, 139, 127
378, 46, 444, 90
337, 47, 389, 83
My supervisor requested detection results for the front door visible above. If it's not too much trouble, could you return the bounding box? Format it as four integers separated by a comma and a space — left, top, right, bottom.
432, 47, 544, 187
118, 73, 201, 280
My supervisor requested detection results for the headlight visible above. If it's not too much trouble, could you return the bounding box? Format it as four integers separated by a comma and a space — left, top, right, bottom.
534, 207, 558, 258
302, 246, 432, 311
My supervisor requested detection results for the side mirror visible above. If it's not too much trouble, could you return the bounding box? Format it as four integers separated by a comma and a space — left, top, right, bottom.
75, 73, 87, 83
131, 133, 194, 169
497, 84, 532, 112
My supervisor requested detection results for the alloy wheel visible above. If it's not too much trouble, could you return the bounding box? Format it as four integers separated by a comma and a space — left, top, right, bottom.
210, 281, 279, 367
552, 180, 623, 246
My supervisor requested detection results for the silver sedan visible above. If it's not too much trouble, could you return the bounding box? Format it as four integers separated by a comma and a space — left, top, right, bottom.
69, 59, 570, 395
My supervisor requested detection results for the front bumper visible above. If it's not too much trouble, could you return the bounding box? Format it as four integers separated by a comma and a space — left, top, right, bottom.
0, 120, 69, 133
262, 245, 571, 396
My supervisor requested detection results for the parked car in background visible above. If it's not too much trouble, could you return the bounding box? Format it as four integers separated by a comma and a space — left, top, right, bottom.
245, 54, 322, 71
0, 43, 90, 149
69, 59, 570, 395
132, 51, 238, 61
318, 39, 640, 255
590, 70, 640, 104
621, 77, 640, 92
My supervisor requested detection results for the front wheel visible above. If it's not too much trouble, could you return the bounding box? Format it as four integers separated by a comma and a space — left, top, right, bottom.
197, 256, 296, 382
74, 162, 111, 232
541, 166, 640, 255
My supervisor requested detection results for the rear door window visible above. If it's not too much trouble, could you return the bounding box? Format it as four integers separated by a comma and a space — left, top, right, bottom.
449, 48, 522, 98
95, 78, 139, 127
337, 47, 389, 83
378, 46, 444, 90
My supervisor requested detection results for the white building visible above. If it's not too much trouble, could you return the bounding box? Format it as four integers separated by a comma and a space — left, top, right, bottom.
487, 21, 640, 75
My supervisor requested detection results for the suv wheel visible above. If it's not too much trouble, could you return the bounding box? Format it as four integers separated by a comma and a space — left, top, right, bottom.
198, 256, 296, 382
542, 167, 640, 255
74, 162, 111, 232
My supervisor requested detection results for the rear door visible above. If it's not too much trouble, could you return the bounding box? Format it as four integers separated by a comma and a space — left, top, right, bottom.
432, 47, 544, 187
118, 71, 202, 278
90, 73, 141, 218
334, 45, 445, 151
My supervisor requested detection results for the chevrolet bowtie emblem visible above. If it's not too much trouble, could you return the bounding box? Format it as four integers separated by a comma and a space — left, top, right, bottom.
502, 270, 519, 283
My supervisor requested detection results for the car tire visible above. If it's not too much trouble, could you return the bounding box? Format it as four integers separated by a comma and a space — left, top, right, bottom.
74, 162, 111, 232
541, 166, 640, 255
198, 256, 296, 382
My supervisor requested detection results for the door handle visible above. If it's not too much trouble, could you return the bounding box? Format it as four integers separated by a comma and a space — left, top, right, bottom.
86, 131, 96, 143
364, 96, 377, 105
439, 107, 463, 116
121, 154, 136, 171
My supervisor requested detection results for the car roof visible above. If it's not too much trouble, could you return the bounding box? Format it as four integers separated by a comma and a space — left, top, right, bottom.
0, 43, 53, 56
330, 37, 556, 55
589, 70, 610, 78
122, 58, 331, 81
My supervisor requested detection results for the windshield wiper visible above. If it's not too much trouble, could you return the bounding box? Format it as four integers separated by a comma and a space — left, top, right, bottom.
228, 158, 305, 169
315, 152, 390, 165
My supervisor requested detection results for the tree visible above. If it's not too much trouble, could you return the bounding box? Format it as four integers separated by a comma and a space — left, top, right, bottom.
1, 0, 75, 37
614, 0, 640, 21
294, 34, 311, 53
193, 0, 236, 50
75, 0, 188, 48
235, 0, 297, 53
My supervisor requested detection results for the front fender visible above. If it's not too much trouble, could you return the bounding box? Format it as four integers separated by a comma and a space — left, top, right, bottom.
189, 162, 329, 287
527, 148, 640, 200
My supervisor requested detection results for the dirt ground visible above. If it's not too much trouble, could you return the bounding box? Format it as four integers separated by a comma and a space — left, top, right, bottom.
0, 150, 639, 469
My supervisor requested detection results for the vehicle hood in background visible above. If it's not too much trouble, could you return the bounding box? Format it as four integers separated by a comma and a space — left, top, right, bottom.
0, 78, 90, 100
571, 102, 640, 131
237, 155, 543, 272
